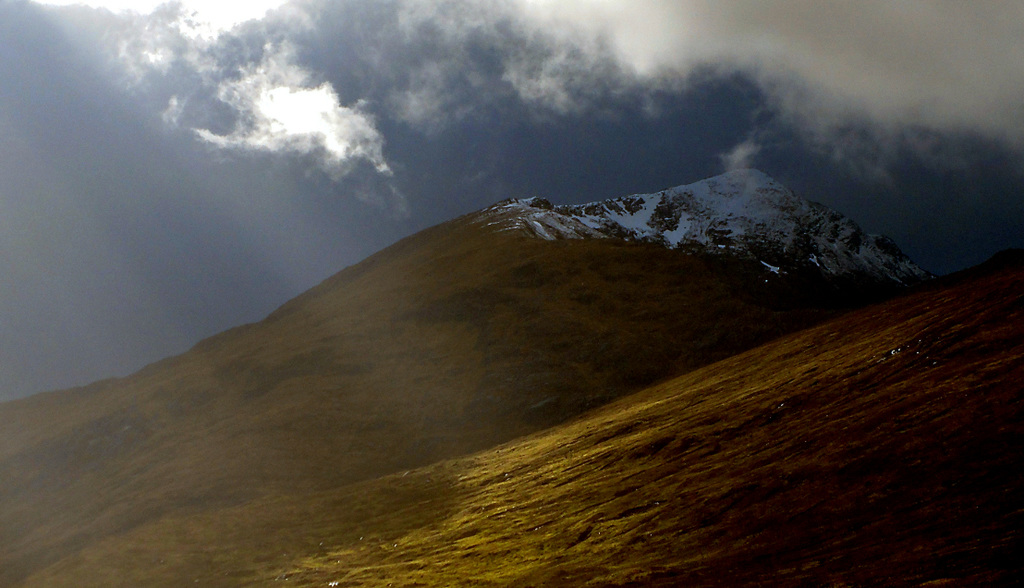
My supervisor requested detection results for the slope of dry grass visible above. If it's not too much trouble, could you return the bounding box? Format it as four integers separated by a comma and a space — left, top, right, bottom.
20, 254, 1024, 586
0, 213, 845, 585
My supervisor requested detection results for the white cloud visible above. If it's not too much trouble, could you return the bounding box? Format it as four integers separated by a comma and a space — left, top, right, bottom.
195, 44, 390, 179
719, 139, 761, 173
161, 94, 184, 125
39, 0, 393, 189
508, 0, 1024, 151
35, 0, 290, 35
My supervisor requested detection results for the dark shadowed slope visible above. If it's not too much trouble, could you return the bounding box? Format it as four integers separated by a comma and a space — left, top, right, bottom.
23, 250, 1020, 586
0, 205, 854, 585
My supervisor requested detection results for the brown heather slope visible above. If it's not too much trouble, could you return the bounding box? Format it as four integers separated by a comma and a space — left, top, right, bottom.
0, 210, 845, 585
20, 252, 1024, 586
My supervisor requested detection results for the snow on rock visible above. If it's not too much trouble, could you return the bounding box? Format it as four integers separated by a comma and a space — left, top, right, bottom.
477, 169, 931, 287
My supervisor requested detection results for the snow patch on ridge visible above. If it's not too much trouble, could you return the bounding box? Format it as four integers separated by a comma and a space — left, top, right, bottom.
477, 169, 931, 287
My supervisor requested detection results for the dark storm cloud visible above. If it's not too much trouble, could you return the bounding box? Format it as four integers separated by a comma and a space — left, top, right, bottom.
40, 0, 1024, 171
249, 0, 1024, 205
246, 1, 1024, 153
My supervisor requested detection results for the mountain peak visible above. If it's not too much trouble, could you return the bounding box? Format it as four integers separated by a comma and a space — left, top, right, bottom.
707, 167, 780, 188
480, 171, 931, 289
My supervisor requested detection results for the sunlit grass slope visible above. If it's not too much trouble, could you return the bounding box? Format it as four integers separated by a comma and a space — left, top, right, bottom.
23, 252, 1024, 586
0, 211, 843, 585
284, 253, 1024, 587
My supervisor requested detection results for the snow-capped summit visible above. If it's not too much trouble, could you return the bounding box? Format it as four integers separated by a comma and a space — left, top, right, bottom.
480, 169, 931, 288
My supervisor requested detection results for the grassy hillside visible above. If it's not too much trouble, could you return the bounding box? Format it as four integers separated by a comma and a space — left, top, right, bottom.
19, 254, 1024, 586
0, 212, 843, 585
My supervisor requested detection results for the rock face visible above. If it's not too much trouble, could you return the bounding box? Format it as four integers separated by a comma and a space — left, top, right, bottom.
479, 169, 931, 290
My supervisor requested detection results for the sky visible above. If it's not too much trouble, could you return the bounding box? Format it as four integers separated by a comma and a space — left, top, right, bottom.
1, 0, 1023, 400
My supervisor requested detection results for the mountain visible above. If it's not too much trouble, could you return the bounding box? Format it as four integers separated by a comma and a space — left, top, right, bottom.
0, 172, 936, 585
486, 169, 930, 295
18, 251, 1024, 587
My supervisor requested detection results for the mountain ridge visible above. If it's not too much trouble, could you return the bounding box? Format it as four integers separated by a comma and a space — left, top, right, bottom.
482, 169, 930, 290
